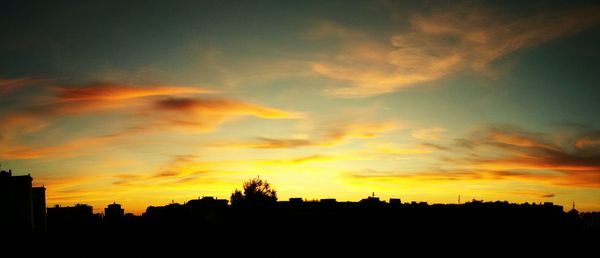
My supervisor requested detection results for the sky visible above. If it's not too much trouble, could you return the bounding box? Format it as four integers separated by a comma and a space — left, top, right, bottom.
1, 0, 600, 214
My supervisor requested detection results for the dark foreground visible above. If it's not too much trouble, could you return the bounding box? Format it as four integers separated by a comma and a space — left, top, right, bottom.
5, 199, 600, 256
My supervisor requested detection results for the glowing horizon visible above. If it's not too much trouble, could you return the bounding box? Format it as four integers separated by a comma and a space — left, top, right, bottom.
2, 1, 600, 214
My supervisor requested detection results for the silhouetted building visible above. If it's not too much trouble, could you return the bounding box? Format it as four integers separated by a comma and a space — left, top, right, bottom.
104, 202, 124, 220
47, 204, 95, 233
289, 197, 303, 203
0, 170, 46, 233
185, 196, 228, 208
360, 196, 380, 203
389, 198, 401, 205
34, 191, 591, 255
32, 186, 46, 232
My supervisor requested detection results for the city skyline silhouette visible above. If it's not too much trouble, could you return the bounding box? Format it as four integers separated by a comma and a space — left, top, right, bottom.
1, 1, 600, 254
2, 168, 596, 215
2, 170, 599, 255
2, 1, 600, 214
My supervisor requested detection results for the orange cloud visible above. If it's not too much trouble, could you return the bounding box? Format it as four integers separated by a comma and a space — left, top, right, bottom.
154, 97, 299, 119
56, 83, 213, 102
312, 5, 600, 97
1, 83, 212, 121
38, 83, 213, 116
148, 97, 302, 133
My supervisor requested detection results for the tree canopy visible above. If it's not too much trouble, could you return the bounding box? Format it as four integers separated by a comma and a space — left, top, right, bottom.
230, 177, 277, 206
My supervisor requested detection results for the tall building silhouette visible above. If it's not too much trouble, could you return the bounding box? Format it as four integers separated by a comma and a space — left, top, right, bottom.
0, 170, 46, 233
32, 186, 46, 232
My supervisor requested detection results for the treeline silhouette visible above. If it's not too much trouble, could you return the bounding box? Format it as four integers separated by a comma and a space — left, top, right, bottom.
3, 174, 600, 255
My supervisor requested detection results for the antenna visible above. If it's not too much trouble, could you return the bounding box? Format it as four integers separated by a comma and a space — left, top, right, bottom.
372, 192, 375, 197
458, 194, 461, 204
572, 201, 575, 211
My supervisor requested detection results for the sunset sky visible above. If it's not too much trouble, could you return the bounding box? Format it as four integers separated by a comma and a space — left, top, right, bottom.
2, 1, 600, 214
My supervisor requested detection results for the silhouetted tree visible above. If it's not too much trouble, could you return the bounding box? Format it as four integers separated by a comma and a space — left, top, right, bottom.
230, 177, 277, 207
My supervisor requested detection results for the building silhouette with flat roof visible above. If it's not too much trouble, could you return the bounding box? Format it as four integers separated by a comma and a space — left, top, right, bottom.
32, 186, 46, 232
0, 170, 46, 233
104, 202, 124, 220
47, 203, 98, 233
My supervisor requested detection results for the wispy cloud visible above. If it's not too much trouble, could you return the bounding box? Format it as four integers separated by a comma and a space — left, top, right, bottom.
0, 76, 45, 95
259, 154, 334, 165
348, 169, 487, 181
1, 135, 117, 159
411, 127, 447, 140
449, 125, 600, 187
312, 4, 600, 97
111, 155, 214, 187
216, 121, 398, 149
347, 124, 600, 188
575, 131, 600, 149
366, 142, 432, 155
246, 138, 316, 149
